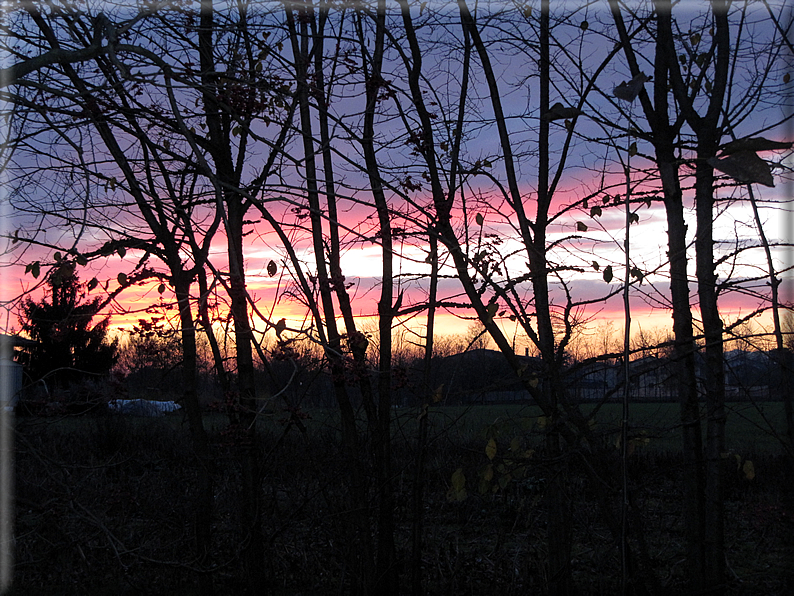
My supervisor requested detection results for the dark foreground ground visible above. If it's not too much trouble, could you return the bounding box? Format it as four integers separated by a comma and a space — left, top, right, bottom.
10, 405, 794, 595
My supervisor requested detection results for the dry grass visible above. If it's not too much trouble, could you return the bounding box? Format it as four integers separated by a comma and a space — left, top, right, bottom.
10, 404, 794, 595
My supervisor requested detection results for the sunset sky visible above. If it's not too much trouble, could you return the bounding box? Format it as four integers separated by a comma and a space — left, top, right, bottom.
2, 1, 792, 354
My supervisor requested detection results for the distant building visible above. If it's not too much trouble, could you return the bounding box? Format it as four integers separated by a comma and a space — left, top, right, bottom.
1, 334, 38, 411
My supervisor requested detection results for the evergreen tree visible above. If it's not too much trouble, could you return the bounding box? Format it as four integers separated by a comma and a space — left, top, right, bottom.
20, 271, 117, 387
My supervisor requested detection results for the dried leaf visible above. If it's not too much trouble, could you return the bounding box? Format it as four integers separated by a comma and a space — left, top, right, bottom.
603, 265, 613, 283
742, 460, 755, 480
708, 151, 774, 187
590, 206, 602, 218
117, 272, 128, 286
576, 221, 588, 232
267, 260, 277, 277
486, 302, 498, 321
486, 438, 497, 460
592, 261, 600, 271
447, 468, 467, 502
613, 72, 651, 102
476, 213, 484, 226
542, 102, 583, 122
721, 137, 793, 155
274, 317, 286, 338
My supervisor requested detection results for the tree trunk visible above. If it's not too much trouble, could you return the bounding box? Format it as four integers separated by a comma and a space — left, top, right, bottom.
174, 274, 215, 596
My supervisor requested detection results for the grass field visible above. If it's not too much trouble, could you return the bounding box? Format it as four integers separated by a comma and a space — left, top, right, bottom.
12, 400, 793, 594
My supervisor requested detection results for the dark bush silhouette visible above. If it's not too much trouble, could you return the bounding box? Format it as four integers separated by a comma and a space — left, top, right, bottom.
19, 272, 118, 390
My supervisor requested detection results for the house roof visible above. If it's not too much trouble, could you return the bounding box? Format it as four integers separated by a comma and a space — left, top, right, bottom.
0, 333, 38, 348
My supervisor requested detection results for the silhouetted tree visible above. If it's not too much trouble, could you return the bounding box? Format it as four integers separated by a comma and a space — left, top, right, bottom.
20, 272, 117, 388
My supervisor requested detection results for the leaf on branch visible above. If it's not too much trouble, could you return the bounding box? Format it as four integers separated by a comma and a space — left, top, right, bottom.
88, 277, 99, 291
157, 283, 166, 294
274, 317, 286, 338
630, 267, 644, 283
476, 213, 484, 226
613, 72, 651, 102
447, 468, 467, 502
603, 265, 613, 283
742, 460, 755, 480
592, 261, 600, 271
576, 221, 588, 232
629, 142, 638, 157
267, 260, 277, 277
580, 20, 589, 31
720, 137, 793, 155
485, 302, 498, 321
590, 206, 602, 218
542, 102, 583, 122
117, 272, 128, 286
76, 254, 88, 267
629, 212, 640, 224
486, 438, 497, 460
117, 246, 126, 258
26, 261, 41, 278
432, 384, 444, 403
707, 151, 775, 187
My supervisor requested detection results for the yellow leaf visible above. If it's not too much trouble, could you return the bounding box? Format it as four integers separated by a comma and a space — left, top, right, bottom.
483, 464, 493, 482
510, 437, 521, 453
742, 460, 755, 480
451, 468, 465, 491
447, 468, 468, 502
486, 438, 497, 460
